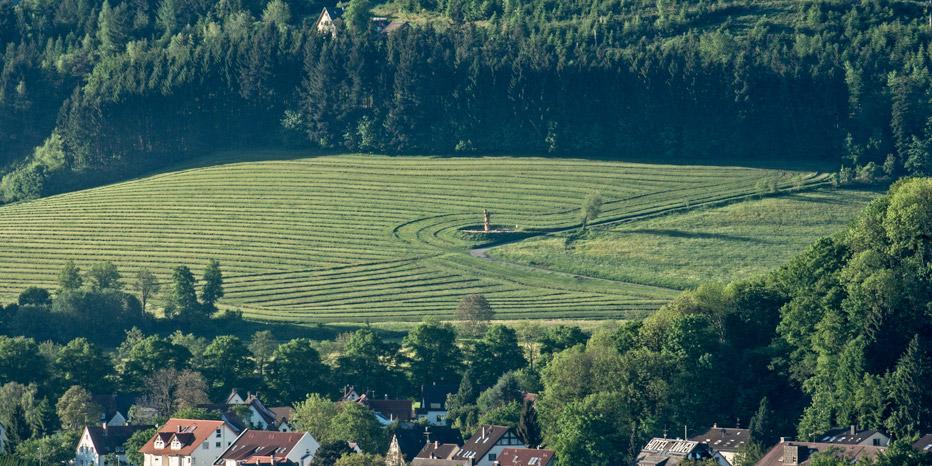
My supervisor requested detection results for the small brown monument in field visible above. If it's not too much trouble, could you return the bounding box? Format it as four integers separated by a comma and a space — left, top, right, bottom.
483, 209, 491, 232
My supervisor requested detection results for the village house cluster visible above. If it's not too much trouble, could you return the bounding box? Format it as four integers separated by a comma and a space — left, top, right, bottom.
69, 384, 932, 466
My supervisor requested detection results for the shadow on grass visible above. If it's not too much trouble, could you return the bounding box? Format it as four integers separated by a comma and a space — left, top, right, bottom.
622, 228, 767, 243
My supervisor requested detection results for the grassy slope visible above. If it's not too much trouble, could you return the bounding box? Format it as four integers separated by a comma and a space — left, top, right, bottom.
0, 151, 830, 322
493, 188, 880, 289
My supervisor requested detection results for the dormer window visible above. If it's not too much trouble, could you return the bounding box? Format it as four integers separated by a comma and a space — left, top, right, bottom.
171, 438, 182, 450
154, 439, 165, 449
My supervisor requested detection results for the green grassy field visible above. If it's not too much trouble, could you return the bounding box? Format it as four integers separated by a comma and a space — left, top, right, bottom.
492, 188, 880, 289
0, 152, 834, 322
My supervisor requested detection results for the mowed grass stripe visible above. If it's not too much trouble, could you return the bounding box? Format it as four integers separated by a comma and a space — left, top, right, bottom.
0, 152, 820, 322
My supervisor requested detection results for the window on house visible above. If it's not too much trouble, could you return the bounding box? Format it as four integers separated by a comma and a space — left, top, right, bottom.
216, 428, 222, 438
203, 443, 209, 450
216, 442, 221, 448
489, 454, 496, 461
873, 439, 880, 446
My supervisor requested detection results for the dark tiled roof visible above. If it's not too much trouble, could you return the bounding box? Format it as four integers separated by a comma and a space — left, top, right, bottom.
416, 384, 463, 415
817, 427, 888, 445
755, 441, 885, 466
222, 412, 247, 432
91, 394, 140, 424
322, 7, 343, 20
452, 425, 517, 462
415, 442, 459, 459
215, 431, 307, 465
396, 426, 463, 461
380, 21, 408, 34
689, 426, 749, 452
358, 396, 412, 422
410, 459, 463, 466
496, 448, 555, 466
913, 434, 932, 452
86, 425, 150, 455
269, 407, 294, 426
633, 438, 711, 466
200, 395, 277, 428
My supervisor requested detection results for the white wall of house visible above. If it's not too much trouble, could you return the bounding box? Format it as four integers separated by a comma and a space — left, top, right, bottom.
0, 424, 10, 454
417, 410, 447, 425
76, 430, 100, 466
712, 451, 734, 466
108, 412, 127, 427
862, 432, 890, 447
244, 407, 269, 430
477, 444, 517, 466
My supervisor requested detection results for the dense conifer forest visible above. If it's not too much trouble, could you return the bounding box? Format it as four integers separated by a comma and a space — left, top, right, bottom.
2, 0, 932, 201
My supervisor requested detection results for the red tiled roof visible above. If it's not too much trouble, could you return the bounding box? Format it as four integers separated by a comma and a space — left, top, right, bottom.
496, 448, 555, 466
138, 419, 230, 457
215, 431, 307, 465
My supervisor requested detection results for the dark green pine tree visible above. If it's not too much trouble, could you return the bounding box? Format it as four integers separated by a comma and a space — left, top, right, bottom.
885, 336, 932, 439
748, 397, 777, 448
167, 265, 198, 320
517, 398, 541, 447
200, 259, 224, 315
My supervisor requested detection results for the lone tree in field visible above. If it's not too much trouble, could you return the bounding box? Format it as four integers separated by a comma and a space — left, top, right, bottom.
88, 261, 123, 291
455, 294, 495, 337
134, 268, 161, 312
58, 260, 83, 292
200, 259, 224, 315
579, 191, 602, 231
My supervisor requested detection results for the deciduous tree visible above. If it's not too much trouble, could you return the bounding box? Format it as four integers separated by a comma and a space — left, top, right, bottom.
402, 320, 462, 387
57, 261, 83, 292
134, 268, 161, 312
56, 385, 103, 430
267, 338, 330, 404
88, 261, 123, 291
455, 294, 494, 337
579, 191, 602, 231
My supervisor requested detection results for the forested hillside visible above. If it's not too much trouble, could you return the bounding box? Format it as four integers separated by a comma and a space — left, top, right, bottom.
1, 0, 932, 201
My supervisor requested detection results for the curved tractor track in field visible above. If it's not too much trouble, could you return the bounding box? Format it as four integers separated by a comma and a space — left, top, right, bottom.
459, 171, 831, 290
0, 153, 829, 323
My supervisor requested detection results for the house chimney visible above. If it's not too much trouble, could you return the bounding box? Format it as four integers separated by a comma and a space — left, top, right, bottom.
434, 441, 438, 448
385, 394, 388, 400
783, 444, 799, 466
482, 426, 487, 439
713, 423, 717, 429
850, 425, 856, 435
